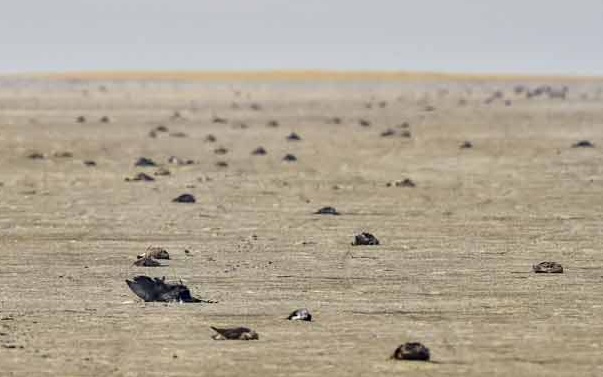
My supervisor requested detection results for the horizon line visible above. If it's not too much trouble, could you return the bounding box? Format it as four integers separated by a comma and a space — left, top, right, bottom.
3, 69, 603, 82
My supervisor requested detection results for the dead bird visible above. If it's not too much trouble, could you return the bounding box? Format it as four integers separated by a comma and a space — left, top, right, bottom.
168, 156, 194, 165
386, 178, 416, 188
172, 193, 196, 203
135, 157, 157, 167
314, 206, 340, 215
533, 261, 563, 273
391, 342, 430, 361
133, 257, 163, 267
126, 276, 214, 303
214, 147, 228, 155
572, 140, 594, 148
352, 232, 380, 246
460, 141, 473, 149
287, 308, 312, 321
210, 326, 258, 340
154, 167, 171, 176
125, 172, 155, 182
27, 152, 45, 160
286, 132, 301, 141
251, 147, 267, 155
137, 246, 170, 260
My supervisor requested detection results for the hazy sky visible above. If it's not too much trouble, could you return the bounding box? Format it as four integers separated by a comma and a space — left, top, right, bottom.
1, 0, 602, 74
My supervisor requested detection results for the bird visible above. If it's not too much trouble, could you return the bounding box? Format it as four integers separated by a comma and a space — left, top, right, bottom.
287, 308, 312, 321
314, 206, 340, 215
125, 276, 215, 303
391, 342, 430, 361
533, 261, 563, 273
352, 232, 380, 246
137, 246, 170, 260
132, 257, 163, 267
210, 326, 258, 340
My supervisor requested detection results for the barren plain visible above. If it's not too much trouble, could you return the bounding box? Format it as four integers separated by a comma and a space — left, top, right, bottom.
1, 73, 602, 376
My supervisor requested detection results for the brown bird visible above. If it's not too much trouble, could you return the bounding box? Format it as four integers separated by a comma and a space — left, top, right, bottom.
210, 326, 259, 340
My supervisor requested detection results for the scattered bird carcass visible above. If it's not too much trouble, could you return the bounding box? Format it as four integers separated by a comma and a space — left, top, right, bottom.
391, 342, 431, 361
287, 308, 312, 321
125, 276, 215, 303
210, 326, 258, 340
314, 206, 340, 215
352, 232, 380, 246
533, 261, 563, 273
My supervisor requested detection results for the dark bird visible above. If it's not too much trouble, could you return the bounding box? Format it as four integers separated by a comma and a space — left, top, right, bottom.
460, 141, 473, 149
391, 342, 431, 361
287, 308, 312, 321
210, 326, 259, 340
133, 257, 163, 267
533, 261, 563, 273
286, 132, 301, 141
125, 276, 214, 303
314, 206, 340, 215
135, 157, 157, 167
251, 147, 267, 156
172, 194, 196, 203
572, 140, 594, 148
352, 232, 380, 246
283, 154, 297, 162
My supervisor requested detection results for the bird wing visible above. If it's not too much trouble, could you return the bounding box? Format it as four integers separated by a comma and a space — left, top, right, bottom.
126, 276, 158, 301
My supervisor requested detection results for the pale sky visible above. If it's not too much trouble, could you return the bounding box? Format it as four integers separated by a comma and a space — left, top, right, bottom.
1, 0, 602, 75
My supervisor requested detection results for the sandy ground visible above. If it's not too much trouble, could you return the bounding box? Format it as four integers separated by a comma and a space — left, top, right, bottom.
0, 76, 602, 376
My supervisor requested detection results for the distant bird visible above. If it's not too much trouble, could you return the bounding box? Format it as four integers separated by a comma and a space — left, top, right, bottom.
154, 167, 171, 176
352, 232, 380, 246
210, 326, 259, 340
125, 276, 214, 303
286, 132, 301, 141
359, 119, 371, 127
172, 194, 196, 203
283, 154, 297, 162
380, 129, 396, 137
572, 140, 594, 148
137, 246, 170, 260
133, 257, 163, 267
135, 157, 157, 167
287, 308, 312, 321
251, 147, 267, 156
391, 342, 430, 361
386, 178, 416, 188
27, 152, 45, 160
125, 172, 155, 182
212, 116, 228, 124
533, 261, 563, 273
214, 147, 228, 155
314, 206, 340, 215
460, 141, 473, 149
